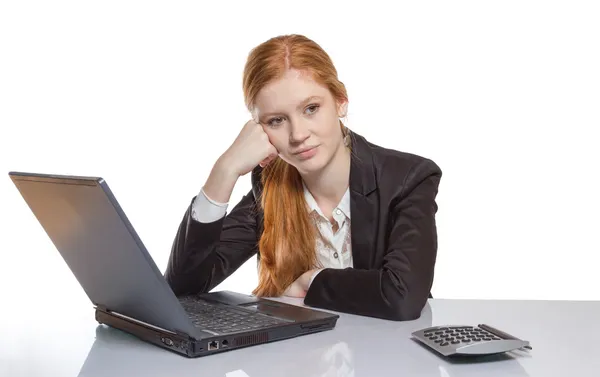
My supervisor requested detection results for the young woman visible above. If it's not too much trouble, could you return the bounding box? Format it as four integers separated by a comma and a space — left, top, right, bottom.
165, 34, 442, 321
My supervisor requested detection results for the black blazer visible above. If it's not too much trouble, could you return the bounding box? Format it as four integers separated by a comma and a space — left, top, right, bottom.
164, 129, 442, 321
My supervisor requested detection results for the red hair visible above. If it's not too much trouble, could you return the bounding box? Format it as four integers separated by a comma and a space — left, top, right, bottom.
242, 35, 348, 296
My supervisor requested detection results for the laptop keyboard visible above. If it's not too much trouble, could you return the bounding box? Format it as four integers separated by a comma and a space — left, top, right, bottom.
179, 297, 289, 334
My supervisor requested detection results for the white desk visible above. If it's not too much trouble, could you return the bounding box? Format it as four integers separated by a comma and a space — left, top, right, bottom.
2, 292, 599, 377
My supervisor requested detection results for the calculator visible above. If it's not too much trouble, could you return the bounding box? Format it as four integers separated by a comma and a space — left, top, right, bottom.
411, 324, 532, 357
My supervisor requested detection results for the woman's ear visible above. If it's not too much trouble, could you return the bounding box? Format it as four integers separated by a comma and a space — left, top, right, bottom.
251, 110, 260, 125
337, 101, 348, 118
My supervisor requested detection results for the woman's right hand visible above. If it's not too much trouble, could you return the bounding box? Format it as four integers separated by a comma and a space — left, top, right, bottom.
219, 119, 279, 177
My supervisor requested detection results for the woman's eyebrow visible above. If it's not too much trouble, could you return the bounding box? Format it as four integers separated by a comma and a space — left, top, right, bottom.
296, 96, 323, 110
261, 96, 324, 118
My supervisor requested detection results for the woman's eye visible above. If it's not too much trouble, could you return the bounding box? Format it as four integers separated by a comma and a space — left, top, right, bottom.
268, 117, 284, 127
305, 104, 320, 115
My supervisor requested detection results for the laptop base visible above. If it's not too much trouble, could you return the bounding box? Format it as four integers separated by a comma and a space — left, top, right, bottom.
95, 305, 338, 358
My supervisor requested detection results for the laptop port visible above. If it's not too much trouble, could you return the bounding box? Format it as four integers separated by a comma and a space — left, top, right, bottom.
208, 340, 219, 350
160, 337, 174, 346
221, 340, 229, 347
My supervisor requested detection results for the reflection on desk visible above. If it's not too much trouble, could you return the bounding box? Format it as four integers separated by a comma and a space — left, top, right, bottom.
76, 302, 529, 377
4, 296, 600, 376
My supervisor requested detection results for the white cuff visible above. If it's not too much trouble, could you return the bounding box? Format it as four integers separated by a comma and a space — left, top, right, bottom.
190, 188, 229, 223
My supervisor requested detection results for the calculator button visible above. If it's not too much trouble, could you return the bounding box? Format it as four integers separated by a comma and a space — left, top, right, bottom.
440, 342, 449, 346
451, 340, 460, 344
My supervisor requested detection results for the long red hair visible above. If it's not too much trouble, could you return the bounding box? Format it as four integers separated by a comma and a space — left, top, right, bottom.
242, 34, 349, 297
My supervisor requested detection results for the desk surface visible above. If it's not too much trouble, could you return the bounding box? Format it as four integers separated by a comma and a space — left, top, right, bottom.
2, 294, 600, 377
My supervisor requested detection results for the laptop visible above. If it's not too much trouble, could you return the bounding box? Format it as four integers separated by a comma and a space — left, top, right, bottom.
8, 171, 339, 358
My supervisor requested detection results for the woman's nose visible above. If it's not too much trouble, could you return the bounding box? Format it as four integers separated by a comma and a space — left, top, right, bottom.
289, 120, 311, 144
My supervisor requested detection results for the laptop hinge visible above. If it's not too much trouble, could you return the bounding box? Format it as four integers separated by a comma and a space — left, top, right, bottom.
175, 329, 193, 339
95, 304, 108, 312
95, 305, 188, 337
93, 304, 195, 340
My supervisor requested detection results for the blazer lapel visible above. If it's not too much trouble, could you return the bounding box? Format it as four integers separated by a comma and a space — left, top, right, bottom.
348, 130, 379, 270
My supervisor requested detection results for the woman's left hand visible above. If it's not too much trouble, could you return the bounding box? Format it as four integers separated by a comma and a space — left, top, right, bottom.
283, 269, 319, 298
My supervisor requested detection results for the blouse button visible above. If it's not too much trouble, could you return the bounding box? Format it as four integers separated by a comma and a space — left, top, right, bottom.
333, 252, 339, 259
335, 209, 342, 215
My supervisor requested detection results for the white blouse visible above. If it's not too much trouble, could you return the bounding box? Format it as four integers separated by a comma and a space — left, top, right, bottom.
190, 183, 353, 287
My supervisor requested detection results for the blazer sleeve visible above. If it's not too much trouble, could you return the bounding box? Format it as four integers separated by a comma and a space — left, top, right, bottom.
164, 189, 260, 296
304, 158, 442, 321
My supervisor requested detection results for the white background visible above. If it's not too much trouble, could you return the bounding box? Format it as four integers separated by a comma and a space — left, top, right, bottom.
1, 0, 599, 309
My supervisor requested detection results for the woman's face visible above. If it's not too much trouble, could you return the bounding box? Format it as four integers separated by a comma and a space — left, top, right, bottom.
253, 69, 347, 175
